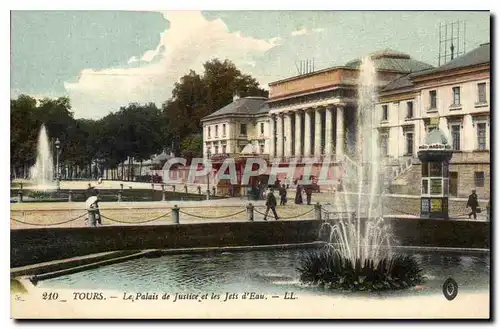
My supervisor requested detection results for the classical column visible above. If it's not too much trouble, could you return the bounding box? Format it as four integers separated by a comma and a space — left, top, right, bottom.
304, 109, 312, 157
284, 112, 293, 158
336, 106, 345, 159
314, 107, 322, 156
276, 113, 284, 157
325, 107, 333, 155
295, 111, 302, 157
269, 115, 276, 157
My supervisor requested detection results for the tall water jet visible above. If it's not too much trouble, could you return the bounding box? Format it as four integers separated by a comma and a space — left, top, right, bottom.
297, 56, 424, 291
29, 124, 55, 189
329, 55, 390, 265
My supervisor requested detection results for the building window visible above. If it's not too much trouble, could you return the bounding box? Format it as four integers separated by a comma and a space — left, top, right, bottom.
379, 134, 388, 157
477, 123, 487, 150
422, 179, 428, 194
452, 87, 461, 106
474, 171, 485, 187
429, 90, 437, 109
259, 144, 265, 154
260, 122, 264, 134
222, 124, 226, 137
214, 145, 219, 154
222, 144, 226, 154
406, 101, 413, 118
451, 124, 461, 151
449, 172, 458, 196
478, 83, 487, 103
215, 125, 219, 138
406, 132, 414, 155
208, 127, 211, 138
240, 124, 247, 136
381, 105, 388, 121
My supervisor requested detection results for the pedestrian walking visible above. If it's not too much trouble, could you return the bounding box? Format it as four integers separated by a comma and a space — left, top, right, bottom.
487, 199, 491, 221
85, 196, 99, 227
264, 188, 279, 220
467, 189, 479, 220
305, 184, 313, 205
295, 185, 303, 204
279, 184, 287, 205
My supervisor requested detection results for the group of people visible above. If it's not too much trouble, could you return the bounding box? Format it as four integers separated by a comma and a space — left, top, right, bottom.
294, 184, 314, 205
262, 183, 315, 221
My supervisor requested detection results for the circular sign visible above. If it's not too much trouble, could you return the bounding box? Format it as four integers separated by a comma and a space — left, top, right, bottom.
442, 278, 458, 301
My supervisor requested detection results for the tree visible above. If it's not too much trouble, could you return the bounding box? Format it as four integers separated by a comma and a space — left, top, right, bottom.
10, 95, 39, 176
180, 134, 203, 163
164, 58, 268, 155
10, 58, 266, 180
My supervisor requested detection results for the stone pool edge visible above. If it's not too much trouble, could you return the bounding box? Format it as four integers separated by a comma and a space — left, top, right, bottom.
12, 241, 490, 288
11, 242, 325, 284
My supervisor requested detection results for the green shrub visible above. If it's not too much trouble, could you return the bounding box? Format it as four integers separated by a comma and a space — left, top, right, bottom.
297, 249, 425, 292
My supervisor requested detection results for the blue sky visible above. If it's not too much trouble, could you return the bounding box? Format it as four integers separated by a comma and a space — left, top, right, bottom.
11, 10, 490, 119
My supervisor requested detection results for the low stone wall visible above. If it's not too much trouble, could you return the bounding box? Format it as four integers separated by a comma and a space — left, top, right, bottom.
11, 220, 319, 267
11, 217, 489, 268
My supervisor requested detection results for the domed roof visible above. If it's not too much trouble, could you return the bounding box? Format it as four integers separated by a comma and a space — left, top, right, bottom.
424, 129, 449, 145
345, 49, 434, 73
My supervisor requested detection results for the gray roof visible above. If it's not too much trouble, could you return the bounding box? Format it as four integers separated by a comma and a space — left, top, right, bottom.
256, 102, 270, 114
203, 96, 268, 119
413, 43, 490, 77
345, 49, 434, 73
381, 74, 414, 91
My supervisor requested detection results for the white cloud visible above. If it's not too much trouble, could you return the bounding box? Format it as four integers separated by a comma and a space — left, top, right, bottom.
291, 28, 308, 36
291, 27, 325, 36
127, 56, 139, 64
64, 11, 278, 119
312, 28, 325, 33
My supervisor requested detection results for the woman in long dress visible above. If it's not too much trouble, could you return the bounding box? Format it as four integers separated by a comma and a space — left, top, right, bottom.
295, 185, 303, 204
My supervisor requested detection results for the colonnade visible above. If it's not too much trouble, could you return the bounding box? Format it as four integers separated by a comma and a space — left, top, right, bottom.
269, 106, 346, 159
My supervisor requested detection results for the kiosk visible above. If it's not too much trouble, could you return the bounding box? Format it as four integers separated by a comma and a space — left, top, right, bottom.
417, 129, 453, 219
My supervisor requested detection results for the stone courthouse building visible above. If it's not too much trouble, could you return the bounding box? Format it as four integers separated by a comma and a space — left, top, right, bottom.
201, 44, 490, 198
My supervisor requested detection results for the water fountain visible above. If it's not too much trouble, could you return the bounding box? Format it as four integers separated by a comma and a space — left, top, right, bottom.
297, 57, 425, 291
29, 124, 56, 190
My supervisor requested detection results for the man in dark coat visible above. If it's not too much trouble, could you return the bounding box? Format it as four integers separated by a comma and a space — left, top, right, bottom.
467, 190, 479, 220
264, 188, 279, 220
305, 184, 313, 205
279, 184, 287, 205
487, 199, 491, 221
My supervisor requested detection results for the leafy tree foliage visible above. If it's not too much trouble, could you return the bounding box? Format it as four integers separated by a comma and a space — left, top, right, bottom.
11, 58, 267, 179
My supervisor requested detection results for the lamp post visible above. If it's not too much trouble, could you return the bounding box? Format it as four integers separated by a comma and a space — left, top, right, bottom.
55, 138, 61, 189
206, 149, 211, 200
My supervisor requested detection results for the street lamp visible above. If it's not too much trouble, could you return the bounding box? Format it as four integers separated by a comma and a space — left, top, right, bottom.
55, 138, 61, 189
206, 149, 211, 200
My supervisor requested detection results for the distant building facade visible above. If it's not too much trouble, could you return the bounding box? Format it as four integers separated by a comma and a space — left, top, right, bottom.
200, 44, 490, 199
266, 50, 433, 163
201, 96, 270, 160
376, 43, 490, 198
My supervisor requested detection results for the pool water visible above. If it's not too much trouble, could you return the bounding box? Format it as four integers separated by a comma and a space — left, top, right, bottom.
39, 248, 490, 297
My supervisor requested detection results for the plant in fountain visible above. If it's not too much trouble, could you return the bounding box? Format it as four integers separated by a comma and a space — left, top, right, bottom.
297, 57, 425, 291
